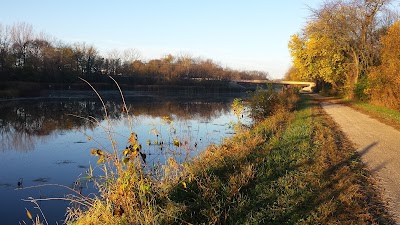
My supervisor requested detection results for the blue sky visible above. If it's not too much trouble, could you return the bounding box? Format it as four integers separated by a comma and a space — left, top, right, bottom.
1, 1, 322, 79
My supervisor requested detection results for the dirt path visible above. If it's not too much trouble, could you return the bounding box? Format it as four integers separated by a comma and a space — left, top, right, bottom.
312, 94, 400, 223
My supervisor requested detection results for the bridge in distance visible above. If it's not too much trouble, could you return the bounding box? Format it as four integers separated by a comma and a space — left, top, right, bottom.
233, 80, 316, 92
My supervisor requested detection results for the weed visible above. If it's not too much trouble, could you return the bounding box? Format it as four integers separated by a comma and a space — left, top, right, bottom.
249, 85, 299, 122
166, 95, 393, 224
20, 81, 392, 224
64, 77, 186, 224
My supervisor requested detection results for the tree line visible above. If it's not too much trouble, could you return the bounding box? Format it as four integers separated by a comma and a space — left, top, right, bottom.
287, 0, 400, 109
0, 22, 268, 85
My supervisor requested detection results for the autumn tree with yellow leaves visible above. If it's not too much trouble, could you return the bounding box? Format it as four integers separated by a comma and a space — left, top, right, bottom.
367, 21, 400, 109
288, 0, 395, 98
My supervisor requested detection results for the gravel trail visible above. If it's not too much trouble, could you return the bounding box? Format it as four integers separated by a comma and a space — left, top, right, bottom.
314, 94, 400, 223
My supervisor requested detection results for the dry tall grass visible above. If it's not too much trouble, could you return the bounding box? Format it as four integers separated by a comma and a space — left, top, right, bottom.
23, 83, 392, 224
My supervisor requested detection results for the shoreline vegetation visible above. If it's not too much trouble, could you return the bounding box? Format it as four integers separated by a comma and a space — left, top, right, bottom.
0, 79, 248, 99
27, 87, 392, 224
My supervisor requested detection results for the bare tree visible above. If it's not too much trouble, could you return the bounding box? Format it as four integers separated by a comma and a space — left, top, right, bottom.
121, 48, 141, 75
10, 22, 34, 67
0, 23, 12, 73
177, 52, 193, 78
72, 42, 98, 76
107, 49, 121, 75
86, 45, 98, 76
122, 48, 141, 63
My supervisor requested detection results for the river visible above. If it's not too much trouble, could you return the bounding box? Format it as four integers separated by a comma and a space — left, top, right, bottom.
0, 90, 247, 224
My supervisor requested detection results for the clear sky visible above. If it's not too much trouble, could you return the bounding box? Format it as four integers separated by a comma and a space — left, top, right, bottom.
1, 0, 322, 79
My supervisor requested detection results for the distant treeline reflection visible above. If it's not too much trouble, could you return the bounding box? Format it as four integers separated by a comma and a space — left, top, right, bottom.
0, 97, 232, 152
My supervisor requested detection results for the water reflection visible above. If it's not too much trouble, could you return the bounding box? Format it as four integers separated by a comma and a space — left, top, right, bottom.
0, 97, 231, 152
0, 92, 242, 224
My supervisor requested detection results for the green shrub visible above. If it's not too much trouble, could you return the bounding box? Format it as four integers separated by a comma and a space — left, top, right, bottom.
354, 76, 369, 101
249, 85, 299, 122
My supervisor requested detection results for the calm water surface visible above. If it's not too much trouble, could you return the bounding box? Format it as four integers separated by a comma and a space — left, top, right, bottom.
0, 91, 246, 224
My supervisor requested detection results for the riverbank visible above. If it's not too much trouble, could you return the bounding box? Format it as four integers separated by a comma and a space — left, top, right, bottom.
1, 90, 243, 224
62, 93, 393, 224
164, 95, 393, 224
0, 79, 247, 99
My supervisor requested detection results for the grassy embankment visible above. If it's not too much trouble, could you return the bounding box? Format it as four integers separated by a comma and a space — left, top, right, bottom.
316, 93, 400, 131
65, 92, 394, 224
346, 101, 400, 131
166, 95, 393, 224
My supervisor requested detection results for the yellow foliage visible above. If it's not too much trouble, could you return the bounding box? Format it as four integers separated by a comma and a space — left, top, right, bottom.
97, 156, 105, 164
173, 139, 181, 147
368, 21, 400, 109
128, 132, 137, 145
26, 208, 33, 220
289, 19, 348, 89
162, 116, 172, 124
167, 157, 178, 170
90, 149, 104, 156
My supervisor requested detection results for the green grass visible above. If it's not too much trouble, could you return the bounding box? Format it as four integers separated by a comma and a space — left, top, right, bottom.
167, 95, 394, 224
66, 92, 394, 224
343, 100, 400, 131
352, 101, 400, 122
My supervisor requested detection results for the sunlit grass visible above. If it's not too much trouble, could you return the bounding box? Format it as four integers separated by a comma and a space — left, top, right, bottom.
167, 95, 393, 224
24, 83, 392, 224
352, 101, 400, 123
342, 100, 400, 131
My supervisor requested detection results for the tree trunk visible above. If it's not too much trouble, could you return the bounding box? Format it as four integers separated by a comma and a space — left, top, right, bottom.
346, 48, 360, 99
